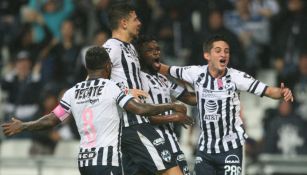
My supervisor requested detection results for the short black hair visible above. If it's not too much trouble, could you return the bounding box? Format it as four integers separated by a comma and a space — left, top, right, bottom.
203, 35, 230, 53
134, 35, 157, 54
85, 46, 110, 70
108, 3, 136, 30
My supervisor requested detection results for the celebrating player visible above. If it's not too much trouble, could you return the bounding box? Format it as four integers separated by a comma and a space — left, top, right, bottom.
159, 35, 294, 175
1, 46, 187, 175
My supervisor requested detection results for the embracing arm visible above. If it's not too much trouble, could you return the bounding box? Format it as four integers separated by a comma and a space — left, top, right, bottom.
178, 91, 197, 106
124, 99, 186, 116
159, 63, 170, 76
264, 83, 294, 102
1, 113, 61, 137
149, 113, 194, 126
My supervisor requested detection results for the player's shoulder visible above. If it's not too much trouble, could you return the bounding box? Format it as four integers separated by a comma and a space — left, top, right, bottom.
185, 65, 206, 72
228, 68, 252, 78
103, 38, 123, 54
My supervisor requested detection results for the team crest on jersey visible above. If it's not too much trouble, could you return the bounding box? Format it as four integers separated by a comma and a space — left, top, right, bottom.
225, 83, 235, 92
116, 82, 129, 95
183, 166, 190, 175
161, 150, 171, 162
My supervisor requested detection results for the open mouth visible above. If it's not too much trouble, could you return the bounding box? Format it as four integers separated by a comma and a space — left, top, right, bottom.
220, 59, 226, 65
153, 58, 161, 69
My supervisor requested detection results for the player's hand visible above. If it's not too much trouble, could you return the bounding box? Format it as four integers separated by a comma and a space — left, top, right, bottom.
172, 103, 187, 114
174, 113, 194, 126
280, 83, 294, 102
1, 118, 23, 136
129, 88, 149, 100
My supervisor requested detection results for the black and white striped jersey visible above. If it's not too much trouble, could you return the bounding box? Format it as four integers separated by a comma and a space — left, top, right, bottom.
103, 38, 149, 127
59, 78, 134, 167
169, 65, 268, 154
141, 71, 186, 153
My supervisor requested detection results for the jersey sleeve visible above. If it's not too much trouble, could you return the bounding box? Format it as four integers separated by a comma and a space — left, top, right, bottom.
57, 88, 74, 121
232, 69, 268, 97
169, 66, 201, 84
108, 81, 134, 108
170, 82, 186, 99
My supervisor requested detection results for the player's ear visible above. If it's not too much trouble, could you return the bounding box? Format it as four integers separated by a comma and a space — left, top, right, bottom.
203, 52, 209, 61
121, 18, 128, 29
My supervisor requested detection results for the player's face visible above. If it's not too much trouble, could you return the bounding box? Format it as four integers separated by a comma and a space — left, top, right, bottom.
126, 11, 141, 39
105, 59, 113, 79
204, 40, 230, 75
142, 41, 161, 72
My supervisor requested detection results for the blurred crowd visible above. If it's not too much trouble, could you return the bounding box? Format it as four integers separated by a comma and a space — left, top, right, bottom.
0, 0, 307, 164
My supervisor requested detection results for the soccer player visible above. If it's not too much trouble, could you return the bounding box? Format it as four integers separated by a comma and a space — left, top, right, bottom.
103, 3, 184, 175
1, 46, 187, 175
159, 35, 294, 175
135, 35, 197, 175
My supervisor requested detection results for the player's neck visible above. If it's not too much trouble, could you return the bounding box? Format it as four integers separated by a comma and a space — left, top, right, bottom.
112, 30, 133, 43
142, 66, 157, 75
87, 70, 108, 80
208, 67, 226, 79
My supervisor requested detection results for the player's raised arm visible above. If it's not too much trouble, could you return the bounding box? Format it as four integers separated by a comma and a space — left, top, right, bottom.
124, 99, 187, 116
264, 83, 294, 102
1, 113, 61, 137
158, 63, 170, 76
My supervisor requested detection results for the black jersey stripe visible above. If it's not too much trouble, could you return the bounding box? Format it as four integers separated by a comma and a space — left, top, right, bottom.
121, 51, 133, 88
217, 100, 224, 153
210, 122, 216, 153
247, 80, 256, 92
107, 146, 113, 166
97, 147, 104, 165
131, 62, 140, 89
204, 72, 209, 88
250, 81, 260, 94
210, 76, 215, 90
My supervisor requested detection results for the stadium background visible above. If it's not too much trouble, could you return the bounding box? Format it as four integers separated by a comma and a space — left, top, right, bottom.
0, 0, 307, 174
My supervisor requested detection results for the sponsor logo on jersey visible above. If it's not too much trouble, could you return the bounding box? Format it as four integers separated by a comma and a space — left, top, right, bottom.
75, 85, 105, 100
225, 155, 240, 164
203, 114, 220, 122
161, 150, 171, 162
78, 151, 96, 160
177, 154, 185, 161
153, 138, 165, 146
89, 98, 99, 104
205, 100, 218, 114
195, 156, 203, 164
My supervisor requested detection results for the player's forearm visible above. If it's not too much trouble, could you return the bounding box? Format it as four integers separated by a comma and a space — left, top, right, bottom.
149, 114, 179, 124
159, 63, 170, 75
125, 99, 186, 116
136, 103, 176, 116
178, 92, 197, 106
264, 86, 282, 99
22, 113, 60, 131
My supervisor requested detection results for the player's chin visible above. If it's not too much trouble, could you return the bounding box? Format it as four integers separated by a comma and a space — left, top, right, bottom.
152, 63, 161, 71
